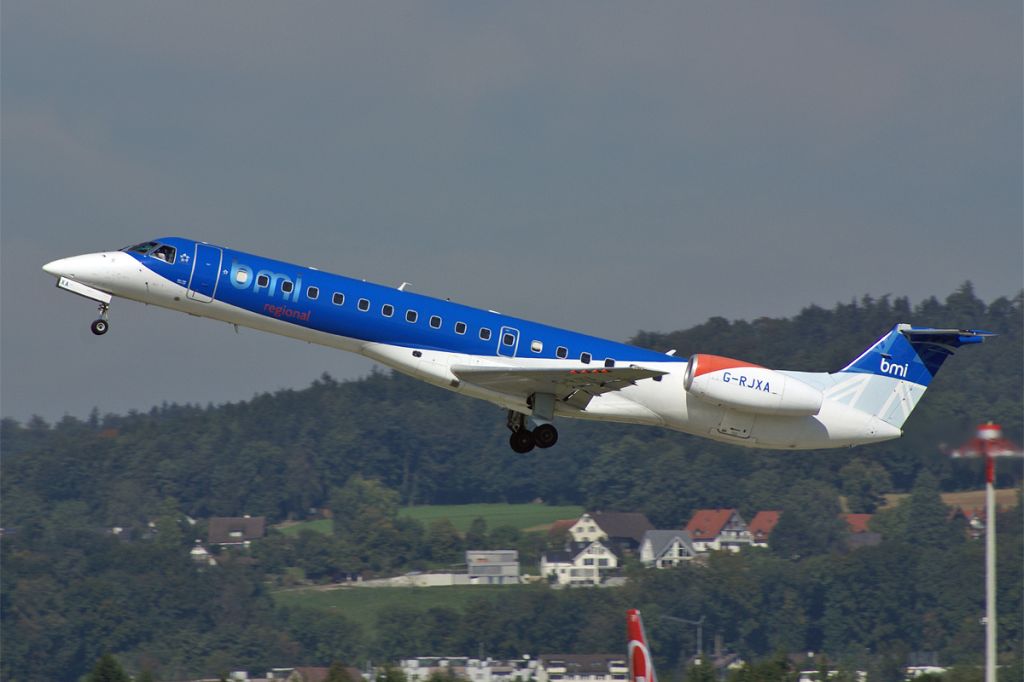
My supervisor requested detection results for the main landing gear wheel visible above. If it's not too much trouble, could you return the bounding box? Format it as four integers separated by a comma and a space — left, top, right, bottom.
509, 429, 536, 454
533, 424, 558, 449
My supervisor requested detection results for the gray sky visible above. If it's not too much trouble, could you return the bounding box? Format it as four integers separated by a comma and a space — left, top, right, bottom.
2, 2, 1021, 423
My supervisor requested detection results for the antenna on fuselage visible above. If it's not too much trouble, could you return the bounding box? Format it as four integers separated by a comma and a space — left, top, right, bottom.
398, 282, 411, 291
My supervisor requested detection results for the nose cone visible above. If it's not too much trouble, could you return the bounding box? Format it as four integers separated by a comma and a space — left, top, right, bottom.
43, 257, 75, 277
41, 252, 121, 284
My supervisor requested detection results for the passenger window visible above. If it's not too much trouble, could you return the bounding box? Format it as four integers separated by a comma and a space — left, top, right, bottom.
332, 292, 345, 306
429, 315, 441, 329
257, 274, 270, 287
502, 333, 515, 346
604, 358, 615, 368
281, 281, 294, 294
307, 286, 319, 300
382, 304, 394, 317
479, 328, 492, 341
581, 352, 592, 364
358, 298, 370, 312
236, 270, 250, 285
455, 322, 467, 335
531, 340, 543, 353
556, 346, 568, 359
406, 310, 418, 323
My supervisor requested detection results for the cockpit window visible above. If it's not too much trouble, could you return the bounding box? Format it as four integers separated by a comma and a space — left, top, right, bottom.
151, 245, 176, 263
124, 241, 176, 264
125, 242, 159, 255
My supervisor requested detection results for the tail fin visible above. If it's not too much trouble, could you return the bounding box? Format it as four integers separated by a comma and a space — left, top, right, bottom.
627, 609, 656, 682
830, 324, 993, 428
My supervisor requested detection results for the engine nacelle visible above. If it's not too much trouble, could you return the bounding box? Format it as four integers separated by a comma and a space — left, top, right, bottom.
684, 354, 823, 417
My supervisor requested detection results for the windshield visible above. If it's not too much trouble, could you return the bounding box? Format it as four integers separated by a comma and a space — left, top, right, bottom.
123, 241, 177, 264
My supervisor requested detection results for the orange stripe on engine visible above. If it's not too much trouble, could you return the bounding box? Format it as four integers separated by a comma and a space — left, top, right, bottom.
694, 354, 763, 377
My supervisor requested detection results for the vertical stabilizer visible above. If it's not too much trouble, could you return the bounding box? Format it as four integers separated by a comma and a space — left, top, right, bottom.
828, 324, 992, 428
627, 609, 657, 682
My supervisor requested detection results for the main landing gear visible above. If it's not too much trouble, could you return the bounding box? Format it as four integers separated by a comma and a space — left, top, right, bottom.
91, 303, 110, 336
507, 410, 559, 453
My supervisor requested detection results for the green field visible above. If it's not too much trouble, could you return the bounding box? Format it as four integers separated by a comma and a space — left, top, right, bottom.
275, 503, 582, 536
274, 584, 540, 632
399, 503, 582, 533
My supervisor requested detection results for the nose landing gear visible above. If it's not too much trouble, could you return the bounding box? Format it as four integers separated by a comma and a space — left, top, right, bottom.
91, 303, 110, 336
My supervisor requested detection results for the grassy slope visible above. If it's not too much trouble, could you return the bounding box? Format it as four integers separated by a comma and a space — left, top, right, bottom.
274, 584, 541, 634
275, 503, 583, 536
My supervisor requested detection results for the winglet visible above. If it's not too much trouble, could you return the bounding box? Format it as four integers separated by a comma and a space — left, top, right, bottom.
627, 609, 656, 682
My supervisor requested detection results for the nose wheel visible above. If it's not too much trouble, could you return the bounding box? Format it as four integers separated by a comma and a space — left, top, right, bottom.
91, 303, 110, 336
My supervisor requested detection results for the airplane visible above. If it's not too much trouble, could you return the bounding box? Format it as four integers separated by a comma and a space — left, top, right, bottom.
42, 237, 992, 453
627, 609, 657, 682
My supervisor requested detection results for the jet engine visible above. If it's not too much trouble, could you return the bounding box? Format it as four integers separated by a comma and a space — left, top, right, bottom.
684, 354, 822, 417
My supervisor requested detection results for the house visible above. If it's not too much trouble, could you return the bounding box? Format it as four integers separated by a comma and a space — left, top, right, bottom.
466, 550, 520, 585
841, 513, 881, 549
747, 511, 780, 548
208, 515, 266, 547
541, 540, 619, 586
639, 530, 698, 568
567, 512, 653, 554
536, 655, 628, 682
685, 509, 751, 552
400, 657, 535, 682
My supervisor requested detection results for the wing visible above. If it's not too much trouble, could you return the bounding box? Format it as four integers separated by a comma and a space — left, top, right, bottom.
451, 363, 666, 409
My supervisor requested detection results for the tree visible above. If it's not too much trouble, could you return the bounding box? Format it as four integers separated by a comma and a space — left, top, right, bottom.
902, 471, 957, 549
840, 458, 892, 513
327, 661, 358, 682
85, 654, 131, 682
426, 518, 463, 564
770, 483, 846, 558
465, 517, 488, 549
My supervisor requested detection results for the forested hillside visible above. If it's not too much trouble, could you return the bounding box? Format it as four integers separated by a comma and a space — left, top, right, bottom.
3, 284, 1020, 530
2, 284, 1022, 680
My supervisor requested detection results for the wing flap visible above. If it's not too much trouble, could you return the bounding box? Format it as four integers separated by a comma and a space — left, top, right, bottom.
450, 363, 666, 407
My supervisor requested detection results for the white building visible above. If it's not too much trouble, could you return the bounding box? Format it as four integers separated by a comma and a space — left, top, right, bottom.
400, 657, 536, 682
466, 550, 520, 585
540, 541, 619, 586
535, 655, 627, 682
639, 530, 698, 568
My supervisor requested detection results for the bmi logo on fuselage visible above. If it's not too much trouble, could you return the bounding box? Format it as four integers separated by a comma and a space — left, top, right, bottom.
229, 259, 303, 303
879, 357, 909, 378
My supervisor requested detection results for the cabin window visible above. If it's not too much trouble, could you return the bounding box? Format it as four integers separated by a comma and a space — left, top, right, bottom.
429, 315, 442, 329
455, 322, 467, 335
556, 346, 568, 359
358, 298, 370, 312
257, 274, 270, 288
479, 328, 492, 341
236, 270, 250, 285
406, 310, 418, 323
281, 281, 294, 294
604, 358, 615, 368
307, 286, 319, 300
502, 333, 515, 346
382, 304, 394, 318
531, 340, 543, 353
581, 352, 592, 364
332, 292, 345, 306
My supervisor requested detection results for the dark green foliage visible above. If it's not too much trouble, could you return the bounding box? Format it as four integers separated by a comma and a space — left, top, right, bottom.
2, 286, 1021, 680
85, 654, 131, 682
